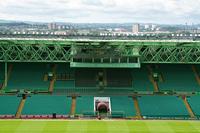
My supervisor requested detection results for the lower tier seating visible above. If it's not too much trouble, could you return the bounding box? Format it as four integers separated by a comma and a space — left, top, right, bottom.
110, 96, 136, 117
75, 96, 94, 115
0, 96, 20, 115
1, 95, 200, 118
138, 96, 189, 117
187, 96, 200, 116
75, 96, 136, 117
22, 95, 71, 115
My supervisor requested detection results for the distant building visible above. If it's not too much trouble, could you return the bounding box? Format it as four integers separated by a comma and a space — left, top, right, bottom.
144, 24, 150, 29
114, 28, 127, 32
151, 24, 157, 31
132, 24, 140, 33
48, 23, 57, 30
57, 25, 62, 30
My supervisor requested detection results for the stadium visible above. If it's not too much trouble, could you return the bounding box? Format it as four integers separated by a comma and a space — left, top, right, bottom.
0, 38, 200, 132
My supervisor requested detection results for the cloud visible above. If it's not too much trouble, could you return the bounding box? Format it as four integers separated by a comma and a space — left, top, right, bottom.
0, 0, 199, 24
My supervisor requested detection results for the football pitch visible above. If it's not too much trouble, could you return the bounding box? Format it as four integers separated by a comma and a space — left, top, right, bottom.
0, 120, 200, 133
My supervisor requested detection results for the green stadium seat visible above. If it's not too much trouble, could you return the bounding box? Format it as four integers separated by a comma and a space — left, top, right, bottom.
0, 96, 20, 115
138, 96, 189, 117
158, 65, 200, 91
75, 96, 94, 115
22, 95, 71, 115
54, 81, 75, 89
132, 66, 154, 91
54, 63, 75, 90
187, 96, 200, 116
0, 63, 4, 88
111, 96, 136, 117
6, 63, 50, 91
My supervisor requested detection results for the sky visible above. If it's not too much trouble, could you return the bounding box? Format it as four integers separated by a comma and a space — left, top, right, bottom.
0, 0, 199, 24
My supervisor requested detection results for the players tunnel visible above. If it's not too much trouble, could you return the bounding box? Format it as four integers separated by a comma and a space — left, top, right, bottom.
97, 102, 109, 113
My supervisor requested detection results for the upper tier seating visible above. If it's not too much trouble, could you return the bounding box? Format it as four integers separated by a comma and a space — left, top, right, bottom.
0, 63, 4, 88
138, 96, 189, 117
187, 96, 200, 116
22, 95, 71, 115
132, 66, 154, 91
0, 96, 20, 115
1, 63, 199, 93
6, 63, 50, 91
54, 63, 75, 90
158, 65, 199, 91
106, 69, 132, 87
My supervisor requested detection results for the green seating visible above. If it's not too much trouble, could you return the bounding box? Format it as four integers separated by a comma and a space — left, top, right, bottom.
75, 96, 94, 115
111, 96, 136, 117
111, 111, 125, 118
55, 63, 75, 74
22, 95, 71, 115
0, 96, 20, 115
106, 69, 132, 87
60, 87, 133, 95
187, 96, 200, 116
54, 81, 75, 89
132, 66, 154, 91
75, 96, 136, 117
158, 65, 199, 91
54, 63, 75, 89
6, 63, 50, 91
0, 63, 4, 87
138, 96, 189, 117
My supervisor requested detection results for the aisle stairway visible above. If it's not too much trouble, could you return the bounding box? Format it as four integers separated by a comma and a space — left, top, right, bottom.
15, 95, 26, 118
147, 65, 159, 92
70, 96, 77, 116
2, 64, 13, 89
132, 97, 142, 119
192, 65, 200, 85
48, 64, 57, 93
181, 96, 195, 118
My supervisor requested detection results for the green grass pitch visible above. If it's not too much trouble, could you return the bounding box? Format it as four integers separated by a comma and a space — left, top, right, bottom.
0, 120, 200, 133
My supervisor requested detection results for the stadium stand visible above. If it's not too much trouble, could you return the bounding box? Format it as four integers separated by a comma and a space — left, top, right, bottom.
75, 69, 98, 87
1, 63, 200, 119
0, 63, 4, 88
6, 63, 50, 91
75, 96, 94, 116
106, 69, 132, 87
22, 95, 71, 115
187, 96, 200, 117
54, 64, 75, 90
110, 96, 136, 117
0, 96, 20, 115
132, 66, 154, 91
138, 96, 189, 118
158, 65, 200, 91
